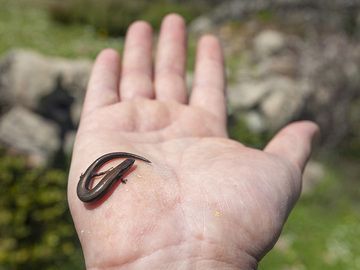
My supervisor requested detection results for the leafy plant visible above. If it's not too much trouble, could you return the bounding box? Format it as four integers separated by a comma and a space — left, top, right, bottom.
0, 149, 83, 269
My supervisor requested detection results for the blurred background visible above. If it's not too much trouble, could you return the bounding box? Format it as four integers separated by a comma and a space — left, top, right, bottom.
0, 0, 359, 269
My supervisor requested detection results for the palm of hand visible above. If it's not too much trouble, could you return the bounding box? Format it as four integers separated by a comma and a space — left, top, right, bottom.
68, 15, 318, 269
70, 98, 298, 268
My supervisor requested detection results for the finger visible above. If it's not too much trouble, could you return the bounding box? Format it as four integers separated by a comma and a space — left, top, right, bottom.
264, 121, 320, 172
82, 48, 120, 115
190, 35, 226, 125
155, 14, 187, 103
120, 21, 154, 100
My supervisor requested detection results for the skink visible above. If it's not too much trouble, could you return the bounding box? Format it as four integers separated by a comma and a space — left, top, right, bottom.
77, 152, 151, 203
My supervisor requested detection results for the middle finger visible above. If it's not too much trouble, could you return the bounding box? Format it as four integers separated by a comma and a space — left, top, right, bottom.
120, 21, 154, 100
155, 14, 187, 103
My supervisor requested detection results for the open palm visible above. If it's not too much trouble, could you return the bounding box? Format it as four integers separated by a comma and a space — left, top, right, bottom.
68, 14, 318, 270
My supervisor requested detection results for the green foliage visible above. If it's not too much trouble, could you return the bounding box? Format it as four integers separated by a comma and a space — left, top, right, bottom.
256, 9, 275, 23
47, 0, 206, 36
48, 0, 147, 36
228, 116, 270, 149
0, 149, 83, 269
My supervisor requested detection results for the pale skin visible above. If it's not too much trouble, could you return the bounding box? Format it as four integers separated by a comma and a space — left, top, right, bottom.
68, 14, 319, 270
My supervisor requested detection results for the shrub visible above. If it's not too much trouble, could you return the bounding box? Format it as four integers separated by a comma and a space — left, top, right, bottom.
47, 0, 206, 36
0, 149, 83, 269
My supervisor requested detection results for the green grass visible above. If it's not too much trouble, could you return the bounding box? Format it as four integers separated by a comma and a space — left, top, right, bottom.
260, 160, 360, 269
0, 0, 205, 63
0, 0, 123, 59
0, 0, 204, 60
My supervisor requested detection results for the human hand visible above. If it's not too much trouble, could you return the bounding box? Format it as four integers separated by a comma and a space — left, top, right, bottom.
68, 14, 319, 270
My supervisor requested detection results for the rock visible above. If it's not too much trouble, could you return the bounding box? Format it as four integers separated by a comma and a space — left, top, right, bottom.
257, 55, 298, 77
189, 16, 215, 35
298, 35, 360, 147
229, 77, 304, 131
254, 30, 286, 58
0, 106, 60, 165
260, 77, 304, 129
0, 49, 93, 165
189, 0, 360, 35
243, 111, 266, 133
0, 49, 91, 124
228, 81, 271, 109
227, 30, 301, 132
225, 20, 360, 146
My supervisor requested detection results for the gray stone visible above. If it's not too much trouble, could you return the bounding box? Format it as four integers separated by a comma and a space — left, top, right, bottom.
254, 30, 286, 58
189, 16, 215, 35
256, 55, 298, 77
243, 111, 266, 133
0, 49, 91, 114
228, 81, 271, 109
0, 106, 60, 165
260, 77, 303, 130
189, 0, 360, 32
192, 0, 360, 148
229, 76, 304, 131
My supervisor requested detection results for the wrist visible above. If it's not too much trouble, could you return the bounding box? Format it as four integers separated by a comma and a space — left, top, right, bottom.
85, 239, 258, 270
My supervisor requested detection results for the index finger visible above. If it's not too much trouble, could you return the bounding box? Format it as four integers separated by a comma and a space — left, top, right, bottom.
82, 49, 120, 116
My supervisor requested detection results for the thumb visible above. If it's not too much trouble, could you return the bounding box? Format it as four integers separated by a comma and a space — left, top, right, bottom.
264, 121, 320, 172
